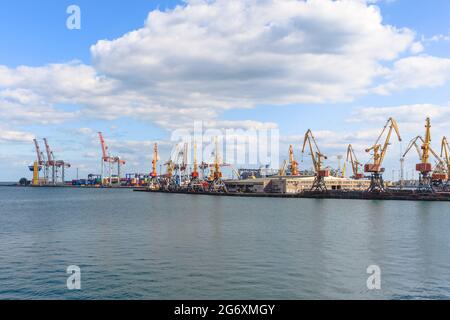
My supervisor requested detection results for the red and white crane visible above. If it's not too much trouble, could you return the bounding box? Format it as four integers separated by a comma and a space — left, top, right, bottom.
98, 132, 125, 186
41, 138, 71, 184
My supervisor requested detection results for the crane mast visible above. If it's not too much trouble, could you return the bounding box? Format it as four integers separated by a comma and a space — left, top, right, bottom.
301, 129, 329, 191
151, 143, 158, 178
192, 142, 199, 179
365, 118, 401, 192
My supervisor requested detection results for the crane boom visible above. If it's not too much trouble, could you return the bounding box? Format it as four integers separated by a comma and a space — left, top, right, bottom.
33, 139, 44, 165
43, 138, 54, 165
441, 137, 450, 175
98, 132, 109, 161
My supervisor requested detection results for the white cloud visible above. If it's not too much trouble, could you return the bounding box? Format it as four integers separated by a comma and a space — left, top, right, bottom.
374, 55, 450, 94
91, 0, 416, 108
0, 127, 35, 143
349, 103, 450, 124
0, 0, 447, 137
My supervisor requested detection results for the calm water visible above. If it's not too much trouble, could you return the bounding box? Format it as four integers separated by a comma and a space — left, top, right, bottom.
0, 186, 449, 300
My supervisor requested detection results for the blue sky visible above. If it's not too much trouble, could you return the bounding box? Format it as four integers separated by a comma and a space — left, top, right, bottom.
1, 0, 450, 181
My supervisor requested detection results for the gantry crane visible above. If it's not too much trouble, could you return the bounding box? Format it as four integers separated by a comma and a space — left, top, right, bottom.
148, 143, 160, 190
365, 118, 401, 192
301, 129, 329, 192
288, 145, 300, 176
43, 138, 70, 185
346, 144, 364, 179
440, 137, 450, 189
98, 132, 125, 186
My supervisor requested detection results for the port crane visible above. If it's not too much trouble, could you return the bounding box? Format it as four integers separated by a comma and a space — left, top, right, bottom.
440, 137, 450, 190
31, 139, 47, 185
402, 119, 446, 192
187, 141, 205, 192
161, 159, 178, 191
301, 129, 329, 191
208, 137, 227, 193
43, 138, 70, 185
148, 143, 160, 190
279, 160, 288, 176
346, 144, 364, 179
365, 118, 401, 192
98, 132, 125, 186
288, 145, 300, 176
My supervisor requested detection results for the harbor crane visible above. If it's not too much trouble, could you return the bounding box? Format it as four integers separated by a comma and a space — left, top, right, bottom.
301, 129, 329, 192
161, 158, 178, 191
187, 141, 205, 192
148, 143, 160, 190
98, 132, 125, 186
440, 137, 450, 189
288, 145, 300, 176
365, 118, 401, 192
208, 137, 227, 193
31, 139, 47, 184
43, 138, 70, 185
279, 160, 288, 176
346, 144, 364, 179
402, 118, 446, 192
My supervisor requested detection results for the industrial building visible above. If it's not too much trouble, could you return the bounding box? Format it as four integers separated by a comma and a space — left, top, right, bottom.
225, 176, 371, 194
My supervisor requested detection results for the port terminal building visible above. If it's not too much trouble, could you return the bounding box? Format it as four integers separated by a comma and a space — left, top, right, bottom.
225, 176, 371, 193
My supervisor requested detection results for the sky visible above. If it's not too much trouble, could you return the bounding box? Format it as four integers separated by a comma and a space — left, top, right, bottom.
1, 0, 450, 181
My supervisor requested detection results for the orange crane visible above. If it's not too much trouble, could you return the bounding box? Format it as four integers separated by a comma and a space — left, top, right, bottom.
416, 117, 433, 191
187, 141, 206, 192
365, 118, 401, 192
98, 132, 125, 186
147, 143, 160, 190
150, 143, 158, 178
440, 137, 450, 188
208, 137, 227, 193
191, 142, 199, 179
288, 145, 300, 176
301, 129, 329, 191
346, 144, 364, 179
402, 118, 444, 192
279, 160, 288, 176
